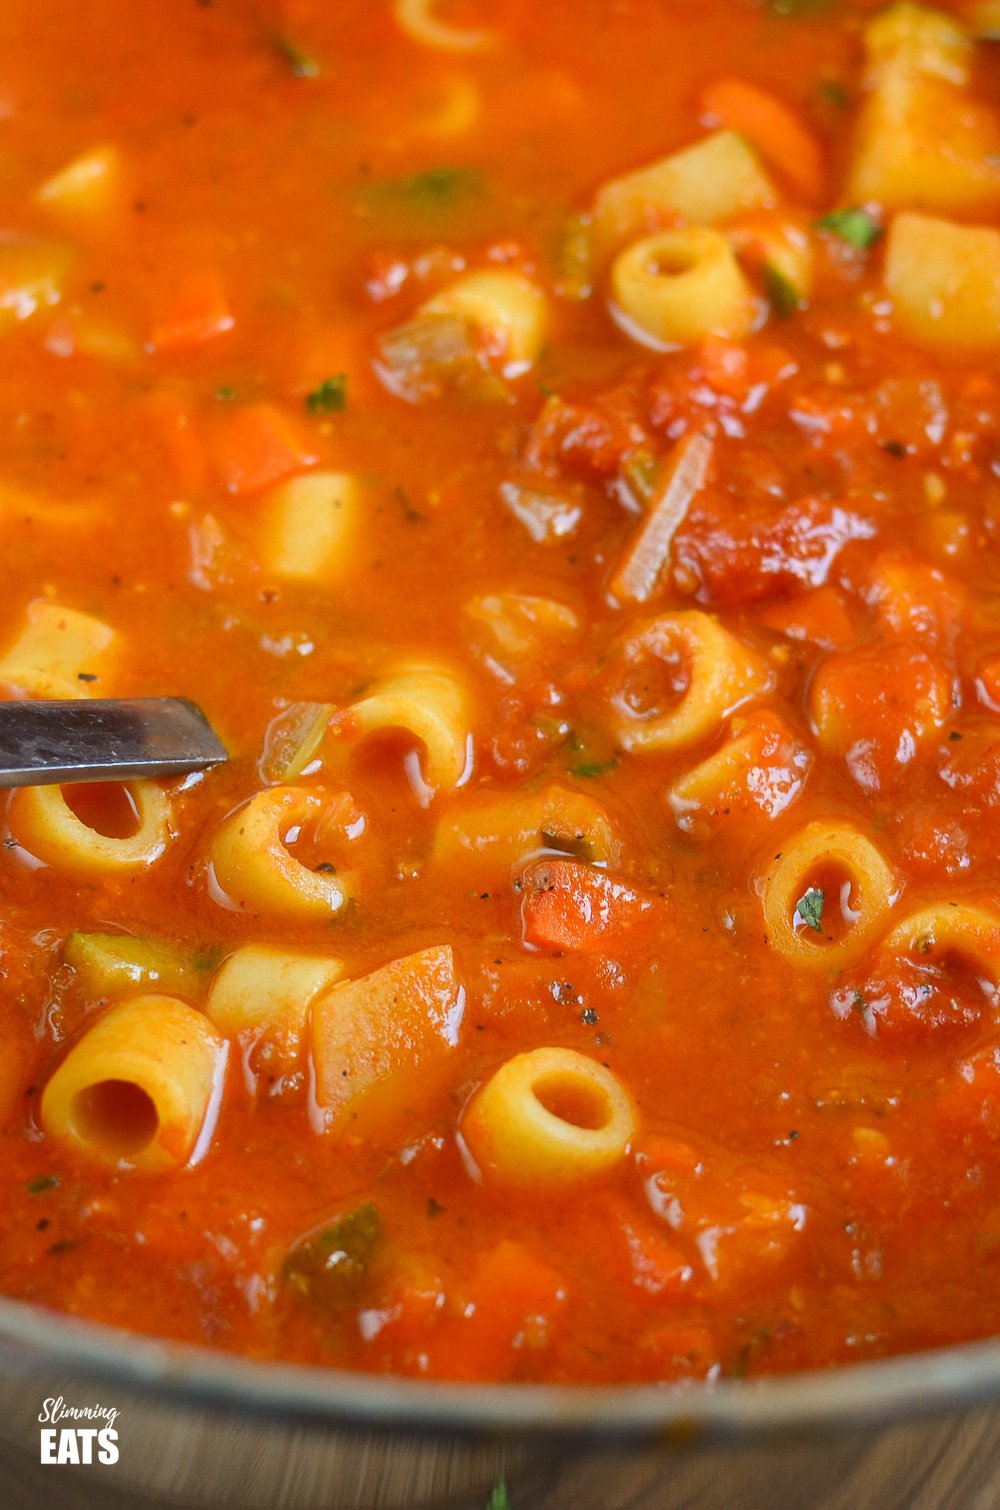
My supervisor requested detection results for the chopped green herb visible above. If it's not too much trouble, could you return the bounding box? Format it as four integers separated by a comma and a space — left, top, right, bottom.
192, 946, 225, 975
360, 165, 483, 216
571, 759, 618, 779
796, 887, 825, 934
817, 79, 850, 108
486, 1482, 512, 1510
761, 263, 803, 319
283, 1202, 382, 1305
305, 374, 347, 415
817, 206, 882, 250
215, 384, 238, 402
27, 1175, 59, 1195
271, 33, 321, 78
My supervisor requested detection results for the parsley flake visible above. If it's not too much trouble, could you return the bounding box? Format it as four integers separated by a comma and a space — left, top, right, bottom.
796, 887, 825, 934
27, 1174, 59, 1195
761, 263, 803, 319
305, 375, 347, 415
571, 759, 618, 779
817, 206, 882, 250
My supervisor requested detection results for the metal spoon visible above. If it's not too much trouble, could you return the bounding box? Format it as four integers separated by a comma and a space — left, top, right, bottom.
0, 698, 228, 787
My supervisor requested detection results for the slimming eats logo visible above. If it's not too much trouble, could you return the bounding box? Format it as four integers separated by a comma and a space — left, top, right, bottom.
38, 1396, 119, 1465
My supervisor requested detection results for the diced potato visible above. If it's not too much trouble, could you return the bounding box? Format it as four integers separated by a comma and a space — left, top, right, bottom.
849, 4, 1000, 213
0, 234, 73, 329
37, 145, 123, 220
259, 471, 358, 581
311, 944, 463, 1134
884, 211, 1000, 348
206, 943, 344, 1063
0, 600, 113, 699
864, 4, 971, 85
593, 131, 777, 256
65, 932, 197, 998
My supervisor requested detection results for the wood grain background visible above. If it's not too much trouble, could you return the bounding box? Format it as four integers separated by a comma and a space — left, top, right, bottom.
1, 1386, 998, 1508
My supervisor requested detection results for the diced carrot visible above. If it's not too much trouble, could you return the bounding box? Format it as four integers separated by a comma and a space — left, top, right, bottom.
520, 856, 658, 953
427, 1239, 568, 1381
700, 77, 825, 202
610, 430, 714, 605
208, 401, 318, 495
149, 269, 235, 352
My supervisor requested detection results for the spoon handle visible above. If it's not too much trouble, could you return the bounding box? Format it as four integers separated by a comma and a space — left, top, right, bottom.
0, 698, 228, 787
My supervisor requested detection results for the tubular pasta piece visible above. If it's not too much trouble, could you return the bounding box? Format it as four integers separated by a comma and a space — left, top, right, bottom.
434, 782, 621, 870
884, 212, 1000, 350
879, 902, 1000, 998
422, 271, 548, 375
466, 592, 580, 665
337, 665, 471, 794
210, 786, 360, 920
206, 943, 344, 1061
9, 781, 171, 876
311, 944, 463, 1133
394, 0, 498, 53
462, 1047, 636, 1188
0, 600, 113, 699
760, 819, 897, 970
593, 131, 777, 257
611, 229, 756, 350
668, 709, 812, 837
606, 611, 774, 755
40, 994, 226, 1172
259, 471, 359, 581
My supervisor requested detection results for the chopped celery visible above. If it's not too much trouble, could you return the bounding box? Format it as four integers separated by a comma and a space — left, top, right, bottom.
65, 932, 197, 997
259, 701, 333, 784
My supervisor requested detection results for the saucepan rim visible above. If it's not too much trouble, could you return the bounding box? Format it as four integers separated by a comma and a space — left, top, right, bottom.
1, 1295, 999, 1443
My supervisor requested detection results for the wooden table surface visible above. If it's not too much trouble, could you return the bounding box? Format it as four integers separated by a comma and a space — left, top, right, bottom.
1, 1388, 999, 1509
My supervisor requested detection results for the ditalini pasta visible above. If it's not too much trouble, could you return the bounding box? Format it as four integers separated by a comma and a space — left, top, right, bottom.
41, 996, 226, 1172
462, 1047, 636, 1188
605, 611, 774, 754
611, 228, 757, 348
7, 0, 1000, 1390
210, 787, 361, 919
759, 819, 898, 970
9, 780, 172, 875
333, 664, 472, 795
